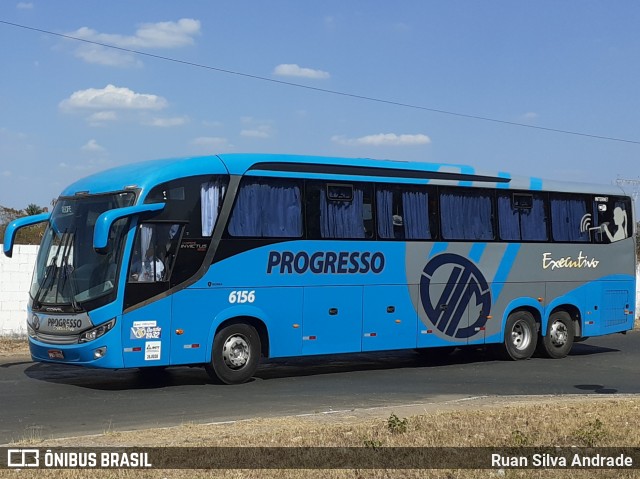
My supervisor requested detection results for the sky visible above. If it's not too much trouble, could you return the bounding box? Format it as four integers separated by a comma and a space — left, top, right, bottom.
1, 1, 639, 210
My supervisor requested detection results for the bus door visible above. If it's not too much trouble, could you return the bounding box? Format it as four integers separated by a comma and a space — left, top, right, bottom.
121, 222, 181, 367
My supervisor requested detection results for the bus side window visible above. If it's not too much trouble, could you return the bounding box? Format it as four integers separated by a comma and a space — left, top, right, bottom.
307, 181, 373, 239
377, 185, 432, 240
550, 194, 589, 243
440, 188, 494, 241
498, 192, 548, 241
228, 178, 303, 238
129, 223, 182, 283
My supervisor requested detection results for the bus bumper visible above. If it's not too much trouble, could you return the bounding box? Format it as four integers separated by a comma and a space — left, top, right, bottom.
28, 328, 124, 368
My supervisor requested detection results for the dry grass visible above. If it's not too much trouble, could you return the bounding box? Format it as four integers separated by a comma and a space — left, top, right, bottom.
0, 336, 29, 356
5, 396, 640, 479
2, 321, 640, 478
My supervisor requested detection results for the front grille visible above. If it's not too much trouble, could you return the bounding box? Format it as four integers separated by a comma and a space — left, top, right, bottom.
34, 332, 79, 345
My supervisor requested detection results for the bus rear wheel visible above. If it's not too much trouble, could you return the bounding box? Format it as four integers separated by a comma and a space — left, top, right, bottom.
500, 311, 537, 360
206, 323, 261, 385
537, 311, 574, 359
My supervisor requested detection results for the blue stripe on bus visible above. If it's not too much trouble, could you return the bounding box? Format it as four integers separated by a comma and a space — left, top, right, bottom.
459, 166, 475, 187
429, 242, 448, 259
491, 243, 521, 301
497, 172, 511, 189
530, 177, 543, 191
469, 243, 486, 262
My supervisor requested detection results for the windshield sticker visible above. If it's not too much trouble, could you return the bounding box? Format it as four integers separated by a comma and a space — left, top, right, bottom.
542, 251, 600, 270
144, 341, 161, 361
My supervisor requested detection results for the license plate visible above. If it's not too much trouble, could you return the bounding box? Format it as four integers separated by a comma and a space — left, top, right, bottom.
48, 350, 64, 359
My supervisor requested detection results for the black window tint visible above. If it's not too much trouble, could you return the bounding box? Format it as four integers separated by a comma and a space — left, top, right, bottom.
550, 194, 589, 242
440, 189, 494, 240
228, 178, 302, 238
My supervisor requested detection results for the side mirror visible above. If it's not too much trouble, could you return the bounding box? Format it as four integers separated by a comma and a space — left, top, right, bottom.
3, 213, 51, 258
93, 203, 165, 254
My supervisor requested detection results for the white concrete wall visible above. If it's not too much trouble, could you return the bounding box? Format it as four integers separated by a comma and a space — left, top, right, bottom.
0, 244, 38, 337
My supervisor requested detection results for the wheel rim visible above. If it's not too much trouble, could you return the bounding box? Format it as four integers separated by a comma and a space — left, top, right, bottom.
549, 320, 568, 347
222, 334, 250, 369
510, 319, 532, 351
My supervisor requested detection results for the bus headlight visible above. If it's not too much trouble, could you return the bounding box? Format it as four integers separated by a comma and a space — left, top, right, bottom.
79, 318, 116, 343
27, 323, 36, 338
27, 313, 40, 338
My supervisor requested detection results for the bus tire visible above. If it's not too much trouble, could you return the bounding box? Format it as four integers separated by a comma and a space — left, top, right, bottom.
206, 323, 261, 385
500, 311, 537, 360
537, 311, 574, 359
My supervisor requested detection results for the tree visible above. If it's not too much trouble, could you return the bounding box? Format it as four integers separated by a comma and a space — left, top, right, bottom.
0, 204, 48, 246
25, 203, 45, 216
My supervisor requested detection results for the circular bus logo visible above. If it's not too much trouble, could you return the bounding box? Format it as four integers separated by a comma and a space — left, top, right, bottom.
419, 253, 491, 339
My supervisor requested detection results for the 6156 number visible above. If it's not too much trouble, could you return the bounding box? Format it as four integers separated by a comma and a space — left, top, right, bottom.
228, 290, 256, 304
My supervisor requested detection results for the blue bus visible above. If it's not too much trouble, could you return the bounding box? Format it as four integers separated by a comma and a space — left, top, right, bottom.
3, 154, 636, 384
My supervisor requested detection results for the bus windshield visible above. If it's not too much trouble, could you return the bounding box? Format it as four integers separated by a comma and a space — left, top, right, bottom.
30, 192, 136, 310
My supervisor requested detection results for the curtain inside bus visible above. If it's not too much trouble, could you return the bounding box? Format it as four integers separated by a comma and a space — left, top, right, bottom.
201, 180, 226, 236
228, 179, 302, 237
402, 190, 430, 240
498, 193, 547, 241
551, 197, 589, 242
440, 191, 493, 240
320, 187, 365, 238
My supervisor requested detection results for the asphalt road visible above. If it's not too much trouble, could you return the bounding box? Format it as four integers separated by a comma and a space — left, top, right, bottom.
1, 331, 638, 444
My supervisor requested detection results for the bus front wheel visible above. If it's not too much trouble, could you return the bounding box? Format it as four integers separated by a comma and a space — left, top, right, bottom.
500, 311, 537, 360
537, 311, 574, 359
206, 323, 261, 385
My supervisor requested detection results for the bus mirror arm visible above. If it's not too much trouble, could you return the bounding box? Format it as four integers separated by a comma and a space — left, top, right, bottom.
93, 203, 165, 254
3, 213, 51, 258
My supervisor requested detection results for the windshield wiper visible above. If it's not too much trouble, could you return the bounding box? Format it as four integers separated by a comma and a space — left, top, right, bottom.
57, 229, 82, 312
33, 229, 70, 309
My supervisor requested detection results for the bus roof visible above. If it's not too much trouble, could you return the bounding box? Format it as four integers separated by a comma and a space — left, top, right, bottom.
60, 153, 627, 198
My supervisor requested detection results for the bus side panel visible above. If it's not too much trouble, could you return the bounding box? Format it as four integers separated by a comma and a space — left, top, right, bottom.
362, 284, 417, 351
171, 287, 304, 364
302, 286, 363, 355
121, 296, 172, 368
598, 281, 634, 334
415, 279, 473, 348
543, 276, 634, 337
483, 282, 546, 345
